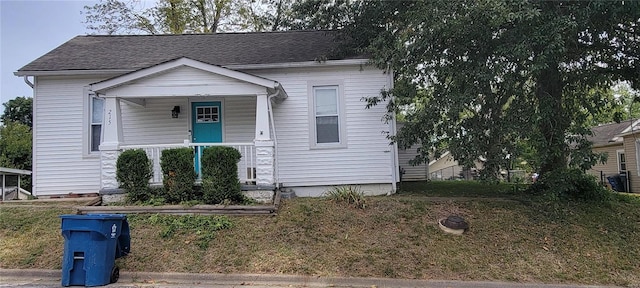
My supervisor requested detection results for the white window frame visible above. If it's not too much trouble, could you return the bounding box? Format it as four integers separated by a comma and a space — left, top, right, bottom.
636, 140, 640, 176
308, 81, 347, 149
195, 105, 220, 123
83, 89, 103, 157
90, 95, 104, 153
617, 149, 626, 172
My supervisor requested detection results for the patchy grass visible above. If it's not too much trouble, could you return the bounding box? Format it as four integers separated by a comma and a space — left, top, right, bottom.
0, 206, 73, 269
0, 190, 639, 286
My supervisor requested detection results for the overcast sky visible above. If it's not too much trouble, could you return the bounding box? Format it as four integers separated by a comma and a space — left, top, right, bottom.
1, 0, 97, 105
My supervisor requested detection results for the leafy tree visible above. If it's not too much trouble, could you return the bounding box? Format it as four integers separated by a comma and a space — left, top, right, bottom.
0, 121, 32, 171
343, 1, 639, 180
83, 0, 284, 34
587, 82, 640, 126
1, 97, 32, 127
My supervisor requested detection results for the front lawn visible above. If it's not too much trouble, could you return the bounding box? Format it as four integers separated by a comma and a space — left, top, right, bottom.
1, 182, 639, 286
399, 180, 525, 198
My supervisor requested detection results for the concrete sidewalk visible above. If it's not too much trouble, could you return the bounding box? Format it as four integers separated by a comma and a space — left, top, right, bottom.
0, 269, 622, 288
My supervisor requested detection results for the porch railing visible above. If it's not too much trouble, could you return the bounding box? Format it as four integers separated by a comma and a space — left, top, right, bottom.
120, 143, 256, 184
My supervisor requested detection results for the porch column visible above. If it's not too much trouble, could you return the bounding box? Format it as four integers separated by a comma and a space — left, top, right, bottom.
99, 96, 124, 193
255, 93, 274, 186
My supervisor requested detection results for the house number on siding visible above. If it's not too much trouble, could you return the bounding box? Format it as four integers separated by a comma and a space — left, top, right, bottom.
108, 109, 112, 125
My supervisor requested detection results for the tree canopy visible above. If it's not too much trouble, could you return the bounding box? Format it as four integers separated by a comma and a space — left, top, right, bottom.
83, 0, 294, 34
1, 97, 32, 128
81, 0, 640, 183
346, 0, 640, 180
0, 121, 32, 172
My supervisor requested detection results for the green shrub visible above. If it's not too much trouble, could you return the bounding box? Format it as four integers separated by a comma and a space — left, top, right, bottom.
325, 186, 367, 209
201, 146, 243, 204
532, 168, 611, 202
160, 148, 196, 203
116, 149, 152, 202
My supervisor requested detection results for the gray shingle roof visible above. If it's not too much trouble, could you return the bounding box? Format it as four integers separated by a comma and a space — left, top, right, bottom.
588, 120, 635, 147
18, 30, 353, 73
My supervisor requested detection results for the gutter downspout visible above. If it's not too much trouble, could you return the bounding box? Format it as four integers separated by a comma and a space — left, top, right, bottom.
388, 70, 398, 194
23, 76, 34, 88
267, 87, 281, 187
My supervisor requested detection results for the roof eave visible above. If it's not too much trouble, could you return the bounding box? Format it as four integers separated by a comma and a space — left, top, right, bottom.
592, 141, 624, 148
14, 69, 134, 77
15, 59, 371, 77
223, 58, 369, 70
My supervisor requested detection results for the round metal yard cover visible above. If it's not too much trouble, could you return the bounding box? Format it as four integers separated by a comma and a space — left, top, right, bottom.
442, 216, 469, 230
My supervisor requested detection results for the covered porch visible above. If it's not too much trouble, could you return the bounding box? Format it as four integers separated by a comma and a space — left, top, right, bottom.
90, 57, 286, 193
0, 167, 32, 201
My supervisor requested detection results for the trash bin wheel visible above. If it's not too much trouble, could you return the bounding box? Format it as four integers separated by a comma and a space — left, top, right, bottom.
110, 266, 120, 284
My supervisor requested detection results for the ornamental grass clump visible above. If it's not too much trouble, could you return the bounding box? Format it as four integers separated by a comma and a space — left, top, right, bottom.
201, 146, 243, 204
160, 147, 196, 203
116, 149, 152, 203
325, 185, 367, 209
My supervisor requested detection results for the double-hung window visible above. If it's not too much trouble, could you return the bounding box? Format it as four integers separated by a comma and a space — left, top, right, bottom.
310, 83, 345, 148
617, 150, 627, 172
90, 96, 104, 152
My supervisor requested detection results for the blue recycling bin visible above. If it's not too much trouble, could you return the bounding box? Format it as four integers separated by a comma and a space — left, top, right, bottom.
60, 214, 130, 287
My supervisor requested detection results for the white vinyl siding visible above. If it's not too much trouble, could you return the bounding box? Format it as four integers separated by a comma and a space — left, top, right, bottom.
103, 66, 265, 97
120, 98, 191, 145
120, 97, 255, 146
32, 64, 395, 196
249, 65, 395, 187
34, 76, 109, 196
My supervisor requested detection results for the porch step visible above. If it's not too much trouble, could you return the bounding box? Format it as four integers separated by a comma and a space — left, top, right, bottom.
241, 184, 276, 191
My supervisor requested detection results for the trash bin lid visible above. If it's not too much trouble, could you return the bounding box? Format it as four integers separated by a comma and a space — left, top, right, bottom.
60, 214, 126, 220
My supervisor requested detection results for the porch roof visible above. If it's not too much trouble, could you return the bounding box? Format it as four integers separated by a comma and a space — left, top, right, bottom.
89, 57, 288, 101
16, 30, 359, 75
0, 167, 32, 176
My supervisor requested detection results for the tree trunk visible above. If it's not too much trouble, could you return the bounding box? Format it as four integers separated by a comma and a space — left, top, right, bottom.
536, 63, 568, 176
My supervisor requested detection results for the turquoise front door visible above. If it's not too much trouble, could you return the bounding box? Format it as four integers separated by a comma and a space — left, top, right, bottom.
192, 102, 222, 176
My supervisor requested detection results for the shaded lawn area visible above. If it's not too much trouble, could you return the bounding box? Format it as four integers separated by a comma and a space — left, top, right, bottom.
399, 180, 526, 198
1, 186, 639, 286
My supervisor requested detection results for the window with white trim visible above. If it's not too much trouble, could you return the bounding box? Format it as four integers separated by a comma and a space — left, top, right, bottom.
617, 149, 627, 171
90, 96, 104, 152
196, 106, 219, 123
636, 140, 640, 175
313, 85, 341, 145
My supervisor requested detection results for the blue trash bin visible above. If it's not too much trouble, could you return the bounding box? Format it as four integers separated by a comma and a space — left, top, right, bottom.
60, 214, 130, 287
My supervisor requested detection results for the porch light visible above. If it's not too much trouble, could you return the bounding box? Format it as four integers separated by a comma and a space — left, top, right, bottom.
171, 106, 180, 118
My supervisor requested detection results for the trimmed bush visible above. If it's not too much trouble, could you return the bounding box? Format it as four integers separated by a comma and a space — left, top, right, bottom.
160, 147, 196, 203
201, 146, 243, 204
532, 168, 611, 202
116, 149, 152, 202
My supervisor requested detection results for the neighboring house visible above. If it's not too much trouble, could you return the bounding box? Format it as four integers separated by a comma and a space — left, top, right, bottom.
395, 122, 429, 181
15, 31, 399, 198
587, 119, 640, 192
428, 151, 483, 180
396, 146, 481, 181
397, 145, 429, 181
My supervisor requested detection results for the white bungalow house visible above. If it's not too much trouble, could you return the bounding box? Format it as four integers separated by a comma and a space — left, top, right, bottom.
15, 30, 399, 198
